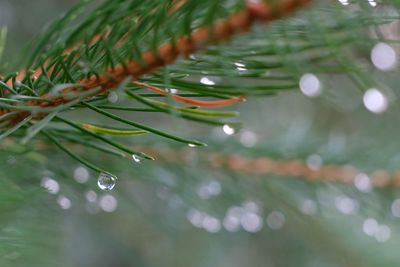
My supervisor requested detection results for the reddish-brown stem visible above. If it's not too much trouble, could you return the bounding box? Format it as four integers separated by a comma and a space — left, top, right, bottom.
141, 148, 397, 188
133, 81, 246, 108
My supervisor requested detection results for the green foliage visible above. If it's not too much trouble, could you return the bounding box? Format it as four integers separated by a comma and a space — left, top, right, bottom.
2, 1, 400, 266
1, 0, 399, 177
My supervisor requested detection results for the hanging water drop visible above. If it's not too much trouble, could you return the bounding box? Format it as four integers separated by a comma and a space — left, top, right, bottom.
132, 154, 142, 163
97, 172, 117, 191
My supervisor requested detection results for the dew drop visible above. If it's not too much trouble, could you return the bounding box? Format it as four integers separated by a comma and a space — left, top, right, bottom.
97, 172, 117, 191
299, 199, 318, 215
241, 212, 263, 233
186, 209, 205, 228
266, 211, 285, 230
85, 190, 97, 203
200, 77, 216, 86
375, 224, 391, 242
363, 88, 388, 114
57, 195, 72, 210
234, 62, 246, 68
222, 124, 235, 135
99, 194, 118, 212
239, 130, 257, 147
202, 215, 221, 233
168, 88, 178, 94
371, 42, 397, 71
335, 195, 358, 215
132, 154, 143, 163
368, 0, 377, 7
74, 166, 90, 183
338, 0, 349, 5
41, 177, 60, 194
188, 143, 197, 148
299, 73, 322, 98
107, 91, 119, 103
306, 154, 323, 171
354, 173, 372, 193
363, 218, 378, 236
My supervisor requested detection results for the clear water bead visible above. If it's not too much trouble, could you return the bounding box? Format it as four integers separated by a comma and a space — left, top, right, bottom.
97, 172, 117, 191
132, 154, 142, 163
222, 124, 235, 135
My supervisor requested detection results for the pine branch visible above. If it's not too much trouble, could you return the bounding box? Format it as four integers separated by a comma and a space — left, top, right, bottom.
0, 0, 398, 178
0, 0, 311, 126
0, 0, 313, 176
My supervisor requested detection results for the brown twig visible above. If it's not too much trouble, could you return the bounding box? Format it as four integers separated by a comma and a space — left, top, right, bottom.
4, 136, 394, 188
132, 81, 246, 108
141, 147, 398, 188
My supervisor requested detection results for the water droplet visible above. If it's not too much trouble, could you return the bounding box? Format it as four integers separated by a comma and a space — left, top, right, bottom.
85, 190, 97, 202
41, 177, 60, 194
222, 124, 235, 135
239, 130, 257, 147
168, 88, 178, 94
132, 154, 143, 163
236, 63, 247, 73
200, 77, 216, 86
363, 88, 388, 114
354, 173, 372, 193
335, 195, 358, 215
202, 215, 221, 233
186, 209, 205, 228
306, 154, 323, 171
368, 0, 377, 7
234, 62, 246, 68
188, 143, 197, 148
223, 213, 241, 232
338, 0, 349, 5
299, 199, 318, 215
73, 166, 90, 183
242, 200, 261, 213
375, 224, 391, 242
241, 212, 263, 233
57, 195, 72, 210
107, 91, 119, 103
99, 194, 118, 212
224, 206, 245, 232
97, 172, 117, 191
266, 211, 285, 230
196, 180, 221, 199
371, 42, 396, 71
299, 73, 322, 98
363, 218, 378, 236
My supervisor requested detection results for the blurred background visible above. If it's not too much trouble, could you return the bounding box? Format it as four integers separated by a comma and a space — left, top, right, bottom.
1, 1, 400, 267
